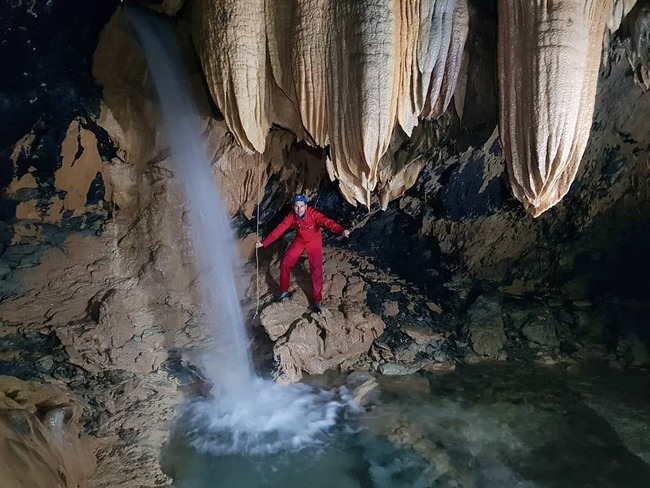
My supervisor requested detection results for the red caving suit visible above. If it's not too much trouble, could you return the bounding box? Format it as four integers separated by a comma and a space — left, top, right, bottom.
261, 206, 345, 303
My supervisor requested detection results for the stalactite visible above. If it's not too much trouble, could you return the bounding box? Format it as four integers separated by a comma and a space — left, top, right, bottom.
193, 0, 269, 153
192, 0, 469, 207
497, 0, 613, 217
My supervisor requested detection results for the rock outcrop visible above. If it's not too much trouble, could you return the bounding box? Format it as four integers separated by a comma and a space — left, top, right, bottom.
257, 248, 385, 382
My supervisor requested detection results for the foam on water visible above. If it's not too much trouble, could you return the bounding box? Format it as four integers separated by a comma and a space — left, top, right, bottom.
184, 378, 358, 456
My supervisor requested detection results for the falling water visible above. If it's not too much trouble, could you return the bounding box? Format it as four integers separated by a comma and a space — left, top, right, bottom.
128, 8, 353, 456
127, 9, 253, 394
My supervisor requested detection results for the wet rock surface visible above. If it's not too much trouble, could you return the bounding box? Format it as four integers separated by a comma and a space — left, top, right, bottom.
255, 247, 386, 382
0, 321, 197, 487
251, 242, 650, 383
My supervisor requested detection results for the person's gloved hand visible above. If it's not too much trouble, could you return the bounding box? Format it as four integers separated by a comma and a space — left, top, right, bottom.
343, 230, 350, 238
255, 241, 264, 249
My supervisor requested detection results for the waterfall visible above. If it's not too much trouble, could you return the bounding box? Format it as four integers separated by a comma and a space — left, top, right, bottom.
127, 8, 254, 395
127, 8, 354, 456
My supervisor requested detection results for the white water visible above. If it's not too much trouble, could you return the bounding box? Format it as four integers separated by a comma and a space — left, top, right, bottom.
128, 9, 253, 395
128, 9, 352, 455
186, 378, 358, 456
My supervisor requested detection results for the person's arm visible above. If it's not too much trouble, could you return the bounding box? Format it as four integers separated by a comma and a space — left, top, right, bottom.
312, 209, 348, 236
260, 214, 293, 248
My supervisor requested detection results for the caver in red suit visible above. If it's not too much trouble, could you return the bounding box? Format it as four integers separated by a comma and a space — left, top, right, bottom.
258, 194, 349, 308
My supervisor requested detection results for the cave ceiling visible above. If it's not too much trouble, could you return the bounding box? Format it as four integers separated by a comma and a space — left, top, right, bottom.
1, 0, 647, 221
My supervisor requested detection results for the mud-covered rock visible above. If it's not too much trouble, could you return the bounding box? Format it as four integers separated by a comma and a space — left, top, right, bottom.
269, 300, 385, 383
467, 295, 507, 359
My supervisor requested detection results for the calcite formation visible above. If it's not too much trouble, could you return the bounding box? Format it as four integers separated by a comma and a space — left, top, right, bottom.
608, 0, 638, 32
0, 377, 94, 488
497, 0, 613, 216
192, 0, 469, 207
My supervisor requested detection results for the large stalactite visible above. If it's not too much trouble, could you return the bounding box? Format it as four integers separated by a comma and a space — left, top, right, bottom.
193, 0, 270, 154
497, 0, 613, 217
192, 0, 469, 208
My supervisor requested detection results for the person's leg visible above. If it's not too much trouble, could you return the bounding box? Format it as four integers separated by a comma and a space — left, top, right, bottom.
306, 239, 324, 304
280, 240, 305, 293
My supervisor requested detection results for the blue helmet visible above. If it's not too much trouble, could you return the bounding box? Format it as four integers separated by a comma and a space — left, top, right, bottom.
292, 193, 307, 204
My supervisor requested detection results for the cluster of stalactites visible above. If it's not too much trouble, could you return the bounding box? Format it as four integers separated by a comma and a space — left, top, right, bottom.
192, 0, 469, 207
497, 0, 614, 217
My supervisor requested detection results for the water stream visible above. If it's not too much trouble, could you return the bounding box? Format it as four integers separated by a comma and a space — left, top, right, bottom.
128, 8, 253, 395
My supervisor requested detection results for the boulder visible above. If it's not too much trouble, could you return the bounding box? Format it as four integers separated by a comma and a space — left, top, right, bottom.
262, 301, 385, 382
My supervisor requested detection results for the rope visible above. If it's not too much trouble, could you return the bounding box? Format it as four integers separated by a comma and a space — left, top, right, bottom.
253, 154, 262, 318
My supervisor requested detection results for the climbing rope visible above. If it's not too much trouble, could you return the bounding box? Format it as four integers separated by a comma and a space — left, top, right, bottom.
253, 155, 262, 318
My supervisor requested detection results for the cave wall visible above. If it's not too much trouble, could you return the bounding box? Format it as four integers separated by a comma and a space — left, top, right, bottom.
410, 37, 650, 299
312, 3, 650, 305
0, 1, 647, 354
0, 1, 649, 484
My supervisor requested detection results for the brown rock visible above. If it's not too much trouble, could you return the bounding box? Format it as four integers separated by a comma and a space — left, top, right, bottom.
470, 324, 507, 359
382, 300, 399, 317
259, 293, 310, 341
324, 272, 347, 301
344, 278, 365, 300
401, 326, 445, 346
270, 304, 385, 382
394, 347, 417, 363
0, 377, 95, 488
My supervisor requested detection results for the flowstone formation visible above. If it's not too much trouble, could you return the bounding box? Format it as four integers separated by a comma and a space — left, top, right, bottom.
191, 0, 636, 217
0, 377, 94, 488
497, 0, 614, 216
192, 0, 470, 208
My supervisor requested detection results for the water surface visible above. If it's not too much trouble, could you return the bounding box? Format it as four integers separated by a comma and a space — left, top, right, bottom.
163, 364, 650, 488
